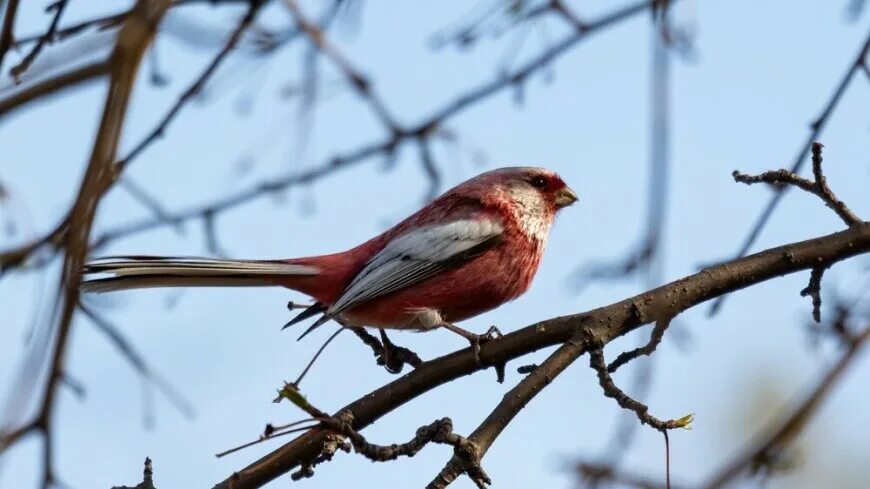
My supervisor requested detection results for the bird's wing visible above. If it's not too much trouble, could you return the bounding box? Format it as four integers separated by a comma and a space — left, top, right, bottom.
328, 217, 504, 318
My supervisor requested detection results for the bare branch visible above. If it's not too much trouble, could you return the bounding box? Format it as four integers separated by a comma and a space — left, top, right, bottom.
428, 335, 587, 488
589, 343, 693, 432
0, 214, 69, 274
79, 305, 196, 419
0, 60, 110, 119
116, 0, 267, 175
0, 0, 21, 72
215, 220, 870, 488
711, 31, 870, 314
577, 462, 677, 489
702, 327, 870, 489
0, 3, 172, 485
800, 266, 825, 323
9, 0, 69, 81
732, 143, 861, 227
283, 0, 398, 131
608, 316, 672, 373
733, 142, 864, 323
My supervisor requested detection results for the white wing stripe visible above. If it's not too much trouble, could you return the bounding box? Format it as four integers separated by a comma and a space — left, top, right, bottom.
328, 218, 503, 315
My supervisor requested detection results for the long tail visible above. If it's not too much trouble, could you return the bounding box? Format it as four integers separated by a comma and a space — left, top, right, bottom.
80, 256, 319, 293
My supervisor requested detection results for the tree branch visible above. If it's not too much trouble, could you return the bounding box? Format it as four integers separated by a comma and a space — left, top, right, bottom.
116, 0, 267, 176
732, 143, 861, 227
0, 59, 111, 119
428, 335, 587, 488
0, 0, 21, 72
702, 326, 870, 489
9, 0, 69, 81
0, 3, 171, 486
89, 0, 658, 252
283, 0, 398, 132
213, 221, 870, 488
710, 30, 870, 314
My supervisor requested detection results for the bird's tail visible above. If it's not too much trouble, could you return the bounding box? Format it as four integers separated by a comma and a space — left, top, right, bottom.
80, 256, 319, 293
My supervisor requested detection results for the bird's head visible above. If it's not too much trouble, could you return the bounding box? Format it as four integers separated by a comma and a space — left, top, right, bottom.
451, 166, 576, 242
476, 166, 577, 213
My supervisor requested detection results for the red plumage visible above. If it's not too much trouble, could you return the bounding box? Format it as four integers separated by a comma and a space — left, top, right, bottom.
81, 167, 577, 336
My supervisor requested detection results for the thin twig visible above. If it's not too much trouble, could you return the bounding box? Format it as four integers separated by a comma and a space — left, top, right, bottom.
0, 4, 172, 486
0, 214, 69, 273
283, 0, 398, 131
577, 461, 675, 489
800, 266, 825, 323
215, 424, 319, 458
608, 316, 672, 373
79, 305, 196, 418
0, 0, 21, 72
293, 327, 344, 386
314, 413, 489, 487
732, 143, 861, 227
115, 0, 267, 176
0, 59, 110, 119
589, 345, 693, 432
710, 31, 870, 315
112, 457, 156, 489
9, 0, 70, 81
733, 142, 865, 323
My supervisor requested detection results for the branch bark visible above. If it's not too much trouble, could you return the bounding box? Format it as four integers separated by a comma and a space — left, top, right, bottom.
0, 2, 171, 486
214, 222, 870, 488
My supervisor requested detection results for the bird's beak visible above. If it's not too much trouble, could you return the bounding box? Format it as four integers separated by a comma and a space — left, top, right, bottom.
554, 186, 578, 208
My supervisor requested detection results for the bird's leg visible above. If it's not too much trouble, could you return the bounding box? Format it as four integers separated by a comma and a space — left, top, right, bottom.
440, 322, 503, 364
378, 329, 408, 374
346, 325, 422, 374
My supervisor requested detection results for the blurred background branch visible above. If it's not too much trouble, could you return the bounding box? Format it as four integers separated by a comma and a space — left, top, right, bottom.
0, 1, 868, 488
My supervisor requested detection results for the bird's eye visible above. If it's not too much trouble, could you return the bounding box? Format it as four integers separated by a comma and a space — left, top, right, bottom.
529, 176, 547, 189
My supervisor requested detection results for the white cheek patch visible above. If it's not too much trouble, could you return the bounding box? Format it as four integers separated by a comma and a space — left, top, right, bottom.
506, 185, 552, 243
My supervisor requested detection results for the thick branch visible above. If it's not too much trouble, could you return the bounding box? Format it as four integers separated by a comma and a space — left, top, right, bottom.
214, 222, 870, 488
0, 3, 171, 486
428, 336, 586, 488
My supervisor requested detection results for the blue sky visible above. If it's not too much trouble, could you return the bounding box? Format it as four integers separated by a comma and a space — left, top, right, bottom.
1, 1, 869, 488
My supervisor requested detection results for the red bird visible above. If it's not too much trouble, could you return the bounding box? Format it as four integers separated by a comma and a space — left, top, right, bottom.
81, 167, 577, 347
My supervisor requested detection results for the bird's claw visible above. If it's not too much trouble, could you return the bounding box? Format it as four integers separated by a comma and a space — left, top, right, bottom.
375, 329, 422, 374
377, 331, 403, 374
469, 325, 503, 365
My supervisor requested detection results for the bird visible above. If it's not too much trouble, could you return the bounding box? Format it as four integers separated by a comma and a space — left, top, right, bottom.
80, 167, 577, 352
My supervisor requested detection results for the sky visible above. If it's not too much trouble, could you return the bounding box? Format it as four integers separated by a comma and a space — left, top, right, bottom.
1, 1, 869, 488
